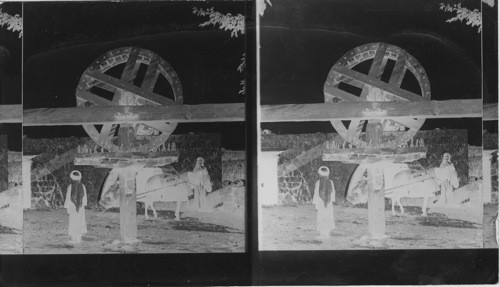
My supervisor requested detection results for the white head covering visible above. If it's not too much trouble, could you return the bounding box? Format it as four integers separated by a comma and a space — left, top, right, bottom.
318, 166, 330, 177
70, 170, 82, 181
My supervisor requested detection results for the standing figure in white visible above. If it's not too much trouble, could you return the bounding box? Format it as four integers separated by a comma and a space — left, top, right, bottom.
438, 152, 457, 205
312, 166, 336, 239
191, 157, 212, 211
64, 170, 88, 244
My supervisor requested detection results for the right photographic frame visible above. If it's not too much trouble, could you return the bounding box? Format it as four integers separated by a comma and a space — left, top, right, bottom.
257, 0, 490, 250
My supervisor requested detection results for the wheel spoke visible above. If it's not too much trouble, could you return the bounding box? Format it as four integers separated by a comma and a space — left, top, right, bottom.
90, 81, 118, 93
141, 54, 160, 92
121, 47, 141, 82
324, 84, 362, 102
345, 120, 364, 143
369, 43, 388, 76
76, 89, 114, 106
389, 51, 407, 87
97, 123, 115, 148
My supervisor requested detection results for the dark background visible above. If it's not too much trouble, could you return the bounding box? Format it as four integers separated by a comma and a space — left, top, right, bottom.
259, 0, 484, 146
22, 1, 246, 150
0, 2, 22, 151
0, 1, 21, 105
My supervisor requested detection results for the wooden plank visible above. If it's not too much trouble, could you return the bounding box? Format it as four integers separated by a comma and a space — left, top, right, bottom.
331, 66, 425, 102
74, 154, 177, 168
322, 151, 426, 163
23, 103, 245, 126
84, 70, 178, 106
365, 121, 386, 239
0, 105, 22, 123
75, 150, 179, 159
260, 99, 481, 122
484, 103, 498, 121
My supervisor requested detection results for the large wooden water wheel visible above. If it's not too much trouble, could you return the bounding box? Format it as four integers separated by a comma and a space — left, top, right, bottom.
75, 47, 182, 151
324, 42, 431, 148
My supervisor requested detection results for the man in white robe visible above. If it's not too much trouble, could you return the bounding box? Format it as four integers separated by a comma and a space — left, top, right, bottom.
312, 166, 336, 239
64, 170, 88, 244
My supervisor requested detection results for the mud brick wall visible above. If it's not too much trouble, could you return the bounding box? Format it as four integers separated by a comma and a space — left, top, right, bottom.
24, 134, 222, 207
0, 135, 7, 192
262, 129, 470, 203
7, 151, 21, 188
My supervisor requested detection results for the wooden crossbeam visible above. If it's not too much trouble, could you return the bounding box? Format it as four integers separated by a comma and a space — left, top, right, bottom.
74, 151, 178, 168
261, 99, 481, 122
23, 103, 245, 126
0, 105, 22, 123
18, 100, 494, 126
84, 70, 178, 106
331, 66, 425, 102
322, 146, 427, 164
483, 103, 498, 121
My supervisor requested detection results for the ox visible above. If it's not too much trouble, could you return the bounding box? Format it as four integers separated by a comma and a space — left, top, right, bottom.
99, 167, 212, 220
346, 164, 459, 216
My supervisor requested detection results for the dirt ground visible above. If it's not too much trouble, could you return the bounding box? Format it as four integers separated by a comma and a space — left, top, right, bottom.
259, 201, 483, 250
0, 187, 23, 254
23, 206, 245, 254
483, 202, 499, 248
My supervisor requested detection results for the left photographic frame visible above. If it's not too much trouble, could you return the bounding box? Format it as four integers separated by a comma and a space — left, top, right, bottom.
0, 2, 23, 254
21, 1, 247, 254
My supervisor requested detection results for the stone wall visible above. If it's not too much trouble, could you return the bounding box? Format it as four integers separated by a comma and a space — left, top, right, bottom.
262, 129, 470, 203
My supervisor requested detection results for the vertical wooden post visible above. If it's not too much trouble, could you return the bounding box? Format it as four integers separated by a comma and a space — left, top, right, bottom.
366, 121, 386, 238
483, 150, 493, 203
117, 124, 140, 243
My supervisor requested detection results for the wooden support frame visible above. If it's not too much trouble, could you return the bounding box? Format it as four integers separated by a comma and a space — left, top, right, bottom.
74, 151, 179, 168
23, 103, 245, 126
322, 146, 427, 164
483, 103, 498, 121
261, 99, 482, 122
0, 105, 22, 123
23, 100, 488, 126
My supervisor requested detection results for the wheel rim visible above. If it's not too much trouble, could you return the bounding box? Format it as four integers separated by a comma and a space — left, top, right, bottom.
324, 43, 431, 148
76, 47, 182, 152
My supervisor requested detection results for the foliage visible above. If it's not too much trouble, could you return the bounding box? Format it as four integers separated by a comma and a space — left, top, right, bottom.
257, 0, 272, 17
193, 6, 246, 95
439, 2, 483, 33
0, 3, 22, 38
192, 7, 244, 37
